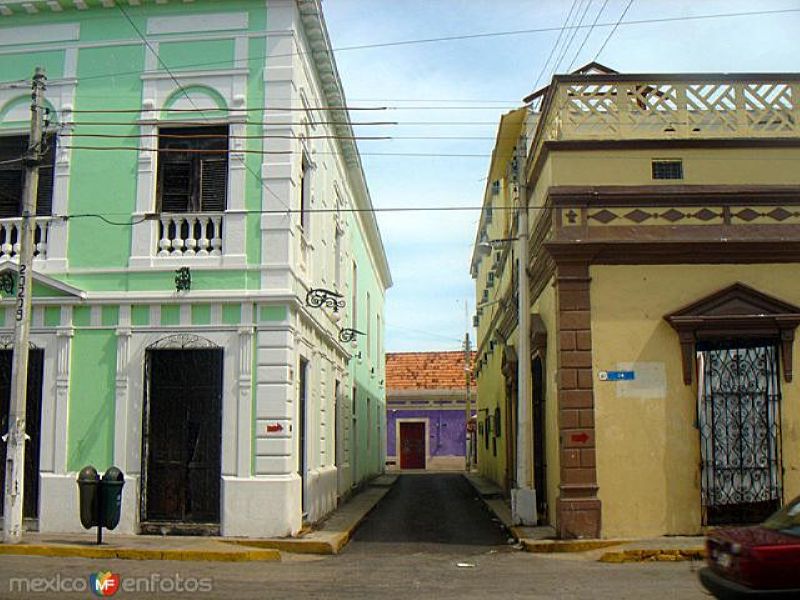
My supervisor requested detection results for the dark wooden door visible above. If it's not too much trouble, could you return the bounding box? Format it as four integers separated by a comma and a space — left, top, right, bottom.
298, 358, 308, 515
399, 422, 426, 469
142, 349, 223, 525
0, 349, 43, 519
532, 356, 547, 524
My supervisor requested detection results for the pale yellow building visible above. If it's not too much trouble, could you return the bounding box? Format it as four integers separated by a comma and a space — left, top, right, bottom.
473, 64, 800, 539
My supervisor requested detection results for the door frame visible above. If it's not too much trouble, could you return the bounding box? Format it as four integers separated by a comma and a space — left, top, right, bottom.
396, 418, 428, 469
532, 353, 547, 524
0, 347, 45, 520
140, 345, 224, 531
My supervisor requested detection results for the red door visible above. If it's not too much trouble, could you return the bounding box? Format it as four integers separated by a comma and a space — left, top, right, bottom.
400, 422, 426, 469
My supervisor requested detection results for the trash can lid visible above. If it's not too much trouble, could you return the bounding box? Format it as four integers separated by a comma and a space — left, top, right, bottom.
77, 465, 99, 481
102, 466, 125, 482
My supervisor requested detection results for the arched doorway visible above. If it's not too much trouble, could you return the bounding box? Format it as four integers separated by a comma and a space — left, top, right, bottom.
140, 335, 223, 533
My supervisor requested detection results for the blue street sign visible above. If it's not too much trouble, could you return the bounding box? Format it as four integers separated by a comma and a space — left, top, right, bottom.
604, 370, 635, 381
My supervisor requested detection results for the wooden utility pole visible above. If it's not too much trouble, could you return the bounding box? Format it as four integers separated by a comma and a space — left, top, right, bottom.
3, 67, 45, 544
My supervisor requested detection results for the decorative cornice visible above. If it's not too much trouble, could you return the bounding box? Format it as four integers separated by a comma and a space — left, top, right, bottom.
296, 0, 392, 290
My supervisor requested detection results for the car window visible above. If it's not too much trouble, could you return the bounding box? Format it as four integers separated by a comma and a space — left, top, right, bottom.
763, 497, 800, 536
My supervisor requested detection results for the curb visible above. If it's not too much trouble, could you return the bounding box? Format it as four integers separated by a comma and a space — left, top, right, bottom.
598, 548, 706, 563
226, 536, 346, 556
521, 539, 626, 553
0, 544, 280, 562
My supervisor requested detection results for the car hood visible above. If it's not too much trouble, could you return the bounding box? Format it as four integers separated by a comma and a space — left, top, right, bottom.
711, 526, 800, 547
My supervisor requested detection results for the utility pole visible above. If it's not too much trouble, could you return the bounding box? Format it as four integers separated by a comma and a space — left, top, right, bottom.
513, 132, 536, 526
463, 329, 472, 472
3, 67, 46, 544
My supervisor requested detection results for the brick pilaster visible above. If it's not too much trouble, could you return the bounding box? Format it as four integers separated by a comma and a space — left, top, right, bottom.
555, 262, 601, 539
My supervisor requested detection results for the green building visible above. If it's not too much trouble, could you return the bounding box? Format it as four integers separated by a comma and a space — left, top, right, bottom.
0, 0, 390, 538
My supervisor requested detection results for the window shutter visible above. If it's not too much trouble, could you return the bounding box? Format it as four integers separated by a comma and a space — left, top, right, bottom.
0, 169, 22, 217
0, 135, 26, 217
35, 165, 53, 216
199, 157, 227, 212
159, 160, 191, 212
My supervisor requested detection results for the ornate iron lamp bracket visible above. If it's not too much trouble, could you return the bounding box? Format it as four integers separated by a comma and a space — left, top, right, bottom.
175, 267, 191, 292
338, 328, 365, 344
306, 288, 345, 312
0, 272, 15, 296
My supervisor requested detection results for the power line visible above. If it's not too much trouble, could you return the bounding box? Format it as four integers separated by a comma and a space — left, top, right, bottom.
594, 0, 636, 61
64, 120, 401, 127
57, 144, 800, 161
67, 105, 389, 114
60, 145, 492, 157
38, 8, 800, 88
59, 132, 394, 141
66, 105, 523, 113
58, 197, 800, 224
115, 1, 292, 215
568, 0, 611, 71
63, 120, 501, 127
531, 0, 580, 94
553, 0, 595, 76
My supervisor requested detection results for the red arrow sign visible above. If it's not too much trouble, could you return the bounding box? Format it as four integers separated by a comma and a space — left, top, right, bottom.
571, 432, 589, 444
266, 423, 284, 433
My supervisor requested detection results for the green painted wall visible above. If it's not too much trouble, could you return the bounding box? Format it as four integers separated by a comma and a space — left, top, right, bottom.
347, 211, 388, 483
67, 330, 116, 472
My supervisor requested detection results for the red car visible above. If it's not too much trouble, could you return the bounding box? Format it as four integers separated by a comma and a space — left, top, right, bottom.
700, 497, 800, 598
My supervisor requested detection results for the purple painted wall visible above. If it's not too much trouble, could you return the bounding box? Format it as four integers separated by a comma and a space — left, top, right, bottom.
386, 409, 466, 457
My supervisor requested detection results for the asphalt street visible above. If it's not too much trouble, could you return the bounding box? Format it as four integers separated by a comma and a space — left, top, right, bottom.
350, 473, 510, 549
0, 474, 709, 598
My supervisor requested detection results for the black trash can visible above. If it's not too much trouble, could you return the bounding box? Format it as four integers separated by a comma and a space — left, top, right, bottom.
100, 467, 125, 530
76, 466, 99, 529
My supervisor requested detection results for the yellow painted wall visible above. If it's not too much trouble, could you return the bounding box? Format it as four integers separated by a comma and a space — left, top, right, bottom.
591, 264, 800, 538
530, 278, 560, 527
475, 341, 509, 487
548, 147, 800, 187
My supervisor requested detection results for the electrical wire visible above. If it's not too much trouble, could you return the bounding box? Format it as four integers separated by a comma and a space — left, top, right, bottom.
67, 105, 389, 114
531, 0, 580, 95
57, 144, 800, 162
66, 105, 525, 113
553, 0, 595, 76
60, 145, 492, 157
35, 7, 800, 88
63, 120, 401, 127
115, 1, 293, 215
594, 0, 636, 61
567, 0, 612, 72
59, 132, 394, 141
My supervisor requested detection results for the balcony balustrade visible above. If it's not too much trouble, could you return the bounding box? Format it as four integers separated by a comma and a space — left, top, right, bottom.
531, 75, 799, 165
157, 213, 223, 257
0, 217, 52, 260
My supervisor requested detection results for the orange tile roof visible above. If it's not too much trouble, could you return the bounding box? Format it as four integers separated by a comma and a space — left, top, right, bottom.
386, 351, 476, 391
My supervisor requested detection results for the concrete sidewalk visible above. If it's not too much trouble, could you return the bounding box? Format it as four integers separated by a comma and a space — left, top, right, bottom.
464, 472, 705, 562
0, 474, 397, 562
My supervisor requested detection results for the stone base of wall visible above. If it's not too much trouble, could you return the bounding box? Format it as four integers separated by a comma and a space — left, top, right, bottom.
556, 495, 601, 539
221, 474, 302, 537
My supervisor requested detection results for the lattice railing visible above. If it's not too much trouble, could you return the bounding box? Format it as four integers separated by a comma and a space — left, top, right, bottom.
0, 217, 52, 260
157, 213, 223, 257
538, 77, 798, 145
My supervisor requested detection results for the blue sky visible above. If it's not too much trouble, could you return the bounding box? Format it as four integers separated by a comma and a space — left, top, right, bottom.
322, 0, 800, 352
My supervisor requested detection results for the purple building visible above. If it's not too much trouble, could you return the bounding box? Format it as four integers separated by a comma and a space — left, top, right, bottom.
385, 352, 475, 471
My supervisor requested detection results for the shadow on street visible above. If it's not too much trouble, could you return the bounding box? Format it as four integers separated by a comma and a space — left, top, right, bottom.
349, 474, 509, 547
